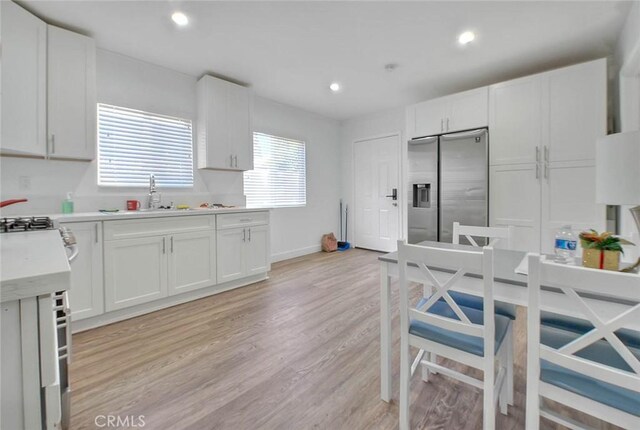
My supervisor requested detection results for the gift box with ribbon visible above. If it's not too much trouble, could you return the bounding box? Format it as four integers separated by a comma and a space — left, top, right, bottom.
579, 230, 634, 271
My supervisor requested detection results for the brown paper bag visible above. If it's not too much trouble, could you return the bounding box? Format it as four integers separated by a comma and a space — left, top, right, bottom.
322, 233, 338, 252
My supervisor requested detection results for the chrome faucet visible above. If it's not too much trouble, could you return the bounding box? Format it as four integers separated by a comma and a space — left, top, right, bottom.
147, 174, 161, 209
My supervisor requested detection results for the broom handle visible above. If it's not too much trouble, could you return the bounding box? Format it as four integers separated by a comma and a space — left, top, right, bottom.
345, 204, 348, 242
340, 199, 343, 241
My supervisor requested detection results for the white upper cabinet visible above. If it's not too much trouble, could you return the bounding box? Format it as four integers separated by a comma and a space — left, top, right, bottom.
447, 87, 489, 133
47, 25, 97, 160
489, 75, 542, 165
489, 58, 605, 166
407, 87, 488, 139
197, 75, 253, 170
546, 59, 606, 163
0, 1, 47, 156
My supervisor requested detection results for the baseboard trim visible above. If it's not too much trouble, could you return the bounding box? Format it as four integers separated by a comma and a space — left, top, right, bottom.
271, 245, 321, 262
72, 273, 268, 333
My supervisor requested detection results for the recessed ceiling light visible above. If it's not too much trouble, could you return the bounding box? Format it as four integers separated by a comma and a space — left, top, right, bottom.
329, 82, 341, 92
171, 12, 189, 26
458, 31, 475, 45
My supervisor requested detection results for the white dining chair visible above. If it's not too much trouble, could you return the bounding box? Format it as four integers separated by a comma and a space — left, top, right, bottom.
443, 222, 517, 404
452, 222, 515, 249
398, 241, 512, 430
526, 254, 640, 429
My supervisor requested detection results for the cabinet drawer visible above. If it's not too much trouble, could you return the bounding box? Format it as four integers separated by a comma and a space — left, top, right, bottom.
104, 215, 215, 241
217, 211, 268, 230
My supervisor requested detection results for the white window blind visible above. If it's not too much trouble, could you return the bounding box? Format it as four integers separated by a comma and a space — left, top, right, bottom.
244, 132, 307, 208
98, 104, 194, 187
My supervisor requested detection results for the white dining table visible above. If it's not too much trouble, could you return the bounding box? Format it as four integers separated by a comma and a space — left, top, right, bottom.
378, 240, 640, 402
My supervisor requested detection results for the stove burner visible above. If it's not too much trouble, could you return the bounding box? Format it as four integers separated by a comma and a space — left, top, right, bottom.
0, 216, 54, 233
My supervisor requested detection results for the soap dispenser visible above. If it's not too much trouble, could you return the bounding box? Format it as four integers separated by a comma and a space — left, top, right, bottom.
62, 192, 74, 214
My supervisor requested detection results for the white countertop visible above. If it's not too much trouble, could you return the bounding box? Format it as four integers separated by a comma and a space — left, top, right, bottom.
53, 207, 268, 223
0, 230, 71, 302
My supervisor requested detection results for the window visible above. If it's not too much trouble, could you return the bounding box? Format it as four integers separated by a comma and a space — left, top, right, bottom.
244, 132, 307, 208
97, 104, 194, 187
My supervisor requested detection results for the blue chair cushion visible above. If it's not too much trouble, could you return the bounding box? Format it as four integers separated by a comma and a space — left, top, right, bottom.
409, 299, 511, 357
438, 290, 517, 320
541, 311, 640, 350
539, 326, 640, 417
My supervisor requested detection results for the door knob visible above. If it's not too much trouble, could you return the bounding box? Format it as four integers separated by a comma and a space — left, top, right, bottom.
385, 188, 398, 201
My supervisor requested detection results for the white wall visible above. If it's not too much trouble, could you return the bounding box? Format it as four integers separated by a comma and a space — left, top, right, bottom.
339, 107, 406, 246
0, 49, 243, 215
253, 97, 341, 262
614, 1, 640, 245
0, 50, 341, 262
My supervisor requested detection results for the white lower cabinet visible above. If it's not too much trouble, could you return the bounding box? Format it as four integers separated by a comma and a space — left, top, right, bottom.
168, 230, 217, 295
216, 228, 246, 283
216, 213, 270, 283
246, 225, 270, 275
540, 161, 605, 254
73, 212, 268, 323
62, 222, 104, 320
104, 236, 168, 312
490, 163, 541, 252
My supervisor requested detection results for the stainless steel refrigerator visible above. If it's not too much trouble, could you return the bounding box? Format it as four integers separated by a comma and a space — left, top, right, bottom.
407, 128, 488, 245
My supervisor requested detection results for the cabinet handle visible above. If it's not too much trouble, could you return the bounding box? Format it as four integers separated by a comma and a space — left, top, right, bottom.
162, 237, 166, 254
544, 145, 549, 162
243, 228, 246, 242
230, 154, 233, 167
544, 163, 549, 180
535, 146, 540, 162
248, 228, 251, 242
94, 223, 99, 243
171, 236, 174, 253
51, 134, 56, 154
234, 155, 238, 168
535, 163, 540, 179
446, 118, 450, 131
440, 119, 444, 132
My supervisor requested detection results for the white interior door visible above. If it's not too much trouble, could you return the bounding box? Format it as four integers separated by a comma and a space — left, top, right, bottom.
354, 135, 400, 252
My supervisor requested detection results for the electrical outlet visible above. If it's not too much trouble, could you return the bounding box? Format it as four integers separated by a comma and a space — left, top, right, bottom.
18, 176, 31, 191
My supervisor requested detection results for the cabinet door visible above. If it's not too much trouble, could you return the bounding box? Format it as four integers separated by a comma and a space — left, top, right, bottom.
448, 87, 488, 132
104, 236, 168, 311
228, 84, 253, 170
540, 161, 606, 254
489, 76, 542, 165
246, 225, 270, 275
47, 25, 96, 160
546, 60, 606, 163
0, 1, 47, 156
168, 230, 217, 295
412, 97, 449, 138
197, 76, 230, 169
216, 228, 246, 283
66, 222, 104, 320
490, 163, 541, 252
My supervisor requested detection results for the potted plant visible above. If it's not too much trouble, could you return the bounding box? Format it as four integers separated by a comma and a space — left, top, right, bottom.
579, 230, 634, 271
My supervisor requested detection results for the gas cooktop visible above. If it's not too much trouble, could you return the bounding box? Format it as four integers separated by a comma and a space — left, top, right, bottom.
0, 216, 55, 233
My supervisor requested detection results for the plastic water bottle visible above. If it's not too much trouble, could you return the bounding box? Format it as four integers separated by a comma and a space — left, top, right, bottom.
554, 225, 577, 263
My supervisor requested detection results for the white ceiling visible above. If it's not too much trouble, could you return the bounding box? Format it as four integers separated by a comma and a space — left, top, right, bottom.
21, 1, 633, 120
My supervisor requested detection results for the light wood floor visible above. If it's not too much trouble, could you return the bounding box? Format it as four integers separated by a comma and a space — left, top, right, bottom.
70, 248, 622, 429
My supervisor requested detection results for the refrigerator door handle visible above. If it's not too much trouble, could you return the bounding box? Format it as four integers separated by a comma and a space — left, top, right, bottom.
440, 118, 444, 132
